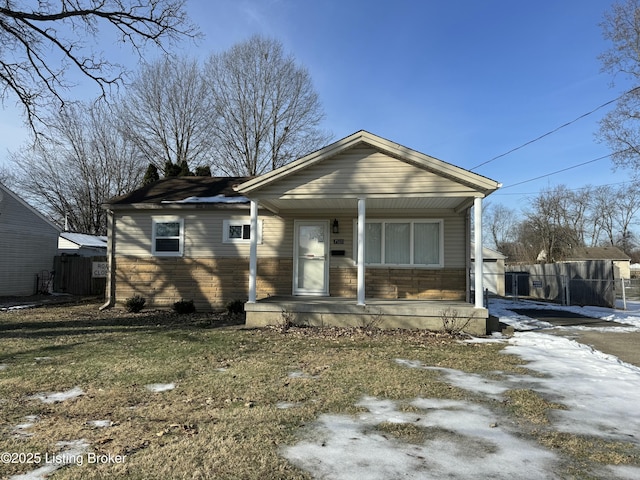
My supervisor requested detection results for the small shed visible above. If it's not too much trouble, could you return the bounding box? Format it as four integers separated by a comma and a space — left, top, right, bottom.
563, 246, 631, 280
471, 243, 507, 296
58, 232, 107, 256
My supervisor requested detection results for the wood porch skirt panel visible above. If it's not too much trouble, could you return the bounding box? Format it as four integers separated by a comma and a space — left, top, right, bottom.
330, 266, 466, 300
114, 257, 293, 310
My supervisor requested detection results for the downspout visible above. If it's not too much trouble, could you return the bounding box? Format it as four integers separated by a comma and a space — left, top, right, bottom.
100, 208, 116, 310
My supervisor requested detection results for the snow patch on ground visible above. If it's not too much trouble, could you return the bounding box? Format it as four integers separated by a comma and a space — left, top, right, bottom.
9, 439, 89, 480
491, 298, 640, 332
12, 415, 39, 438
276, 401, 302, 410
282, 396, 560, 479
287, 371, 316, 379
29, 387, 84, 404
145, 383, 175, 392
505, 332, 640, 442
87, 420, 112, 428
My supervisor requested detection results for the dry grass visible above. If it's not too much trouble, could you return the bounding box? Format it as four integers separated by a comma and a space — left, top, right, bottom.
0, 300, 638, 478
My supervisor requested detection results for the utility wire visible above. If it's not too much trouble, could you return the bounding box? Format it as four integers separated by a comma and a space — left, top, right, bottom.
494, 179, 634, 196
469, 86, 640, 171
499, 153, 612, 189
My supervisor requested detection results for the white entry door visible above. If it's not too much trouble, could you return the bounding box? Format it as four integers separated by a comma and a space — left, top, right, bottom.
294, 221, 329, 295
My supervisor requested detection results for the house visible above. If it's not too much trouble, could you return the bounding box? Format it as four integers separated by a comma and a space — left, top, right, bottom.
0, 182, 61, 296
58, 232, 108, 256
562, 246, 631, 280
102, 131, 501, 334
470, 243, 507, 296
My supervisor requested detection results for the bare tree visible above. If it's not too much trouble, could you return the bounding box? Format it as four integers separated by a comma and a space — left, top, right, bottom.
205, 35, 331, 176
589, 184, 616, 246
11, 101, 145, 234
117, 55, 213, 172
482, 202, 518, 251
0, 0, 197, 132
612, 182, 640, 252
523, 186, 584, 262
598, 0, 640, 170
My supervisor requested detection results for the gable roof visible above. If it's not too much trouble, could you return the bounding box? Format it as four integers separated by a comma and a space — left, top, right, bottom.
104, 177, 252, 209
471, 242, 507, 260
0, 182, 61, 233
564, 246, 631, 261
237, 130, 501, 196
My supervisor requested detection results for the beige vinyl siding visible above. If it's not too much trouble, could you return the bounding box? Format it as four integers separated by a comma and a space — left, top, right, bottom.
114, 210, 290, 258
0, 187, 60, 295
257, 146, 480, 199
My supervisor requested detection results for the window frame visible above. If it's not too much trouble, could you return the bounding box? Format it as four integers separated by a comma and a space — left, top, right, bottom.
354, 218, 444, 268
222, 219, 263, 244
151, 216, 184, 257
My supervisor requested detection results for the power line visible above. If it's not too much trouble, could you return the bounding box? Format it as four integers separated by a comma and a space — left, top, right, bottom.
498, 153, 612, 190
494, 179, 635, 196
469, 86, 640, 171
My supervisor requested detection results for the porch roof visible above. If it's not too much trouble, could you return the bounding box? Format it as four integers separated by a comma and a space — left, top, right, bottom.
235, 131, 501, 213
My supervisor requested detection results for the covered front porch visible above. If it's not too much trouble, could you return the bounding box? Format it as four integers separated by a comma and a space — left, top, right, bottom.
235, 131, 501, 334
245, 296, 489, 335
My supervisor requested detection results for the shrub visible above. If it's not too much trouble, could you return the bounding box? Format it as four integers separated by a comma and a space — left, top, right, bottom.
226, 299, 245, 315
173, 299, 196, 314
125, 295, 146, 313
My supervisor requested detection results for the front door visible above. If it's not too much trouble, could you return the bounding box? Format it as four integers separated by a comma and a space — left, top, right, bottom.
294, 221, 329, 295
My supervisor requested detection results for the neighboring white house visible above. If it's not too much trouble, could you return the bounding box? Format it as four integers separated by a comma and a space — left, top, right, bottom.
58, 232, 107, 256
0, 183, 61, 296
471, 242, 507, 296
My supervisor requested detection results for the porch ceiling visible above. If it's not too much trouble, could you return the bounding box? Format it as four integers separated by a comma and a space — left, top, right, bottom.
257, 195, 476, 213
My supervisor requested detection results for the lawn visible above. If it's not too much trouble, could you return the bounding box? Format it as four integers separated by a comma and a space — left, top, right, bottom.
0, 301, 638, 479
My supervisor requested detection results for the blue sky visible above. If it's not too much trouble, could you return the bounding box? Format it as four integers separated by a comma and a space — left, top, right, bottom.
0, 0, 633, 213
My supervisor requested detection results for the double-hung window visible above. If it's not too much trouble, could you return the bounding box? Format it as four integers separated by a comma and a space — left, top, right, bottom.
222, 219, 263, 244
152, 217, 184, 256
357, 219, 443, 267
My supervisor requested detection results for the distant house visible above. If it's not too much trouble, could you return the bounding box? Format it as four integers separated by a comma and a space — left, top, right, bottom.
562, 246, 631, 280
58, 232, 107, 256
0, 183, 61, 295
471, 243, 507, 296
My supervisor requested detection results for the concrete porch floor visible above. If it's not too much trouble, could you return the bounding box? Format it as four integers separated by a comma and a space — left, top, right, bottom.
244, 296, 489, 335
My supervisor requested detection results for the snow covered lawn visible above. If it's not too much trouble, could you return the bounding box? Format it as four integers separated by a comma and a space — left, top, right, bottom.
283, 299, 640, 479
2, 300, 640, 479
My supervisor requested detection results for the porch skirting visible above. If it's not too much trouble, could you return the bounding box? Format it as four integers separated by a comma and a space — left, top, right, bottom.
245, 297, 489, 335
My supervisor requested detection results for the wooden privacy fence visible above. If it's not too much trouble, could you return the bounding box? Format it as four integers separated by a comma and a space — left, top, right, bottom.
505, 260, 616, 308
53, 255, 107, 296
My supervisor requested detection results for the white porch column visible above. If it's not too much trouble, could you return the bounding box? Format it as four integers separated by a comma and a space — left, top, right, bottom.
357, 198, 366, 306
248, 200, 258, 303
474, 196, 484, 308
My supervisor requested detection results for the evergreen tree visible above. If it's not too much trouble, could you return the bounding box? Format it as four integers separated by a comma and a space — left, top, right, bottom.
142, 164, 160, 186
164, 160, 181, 177
178, 160, 193, 176
195, 165, 212, 176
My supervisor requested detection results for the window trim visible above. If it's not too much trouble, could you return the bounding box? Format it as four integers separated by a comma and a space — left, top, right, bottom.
151, 216, 184, 257
222, 219, 263, 244
354, 218, 444, 268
